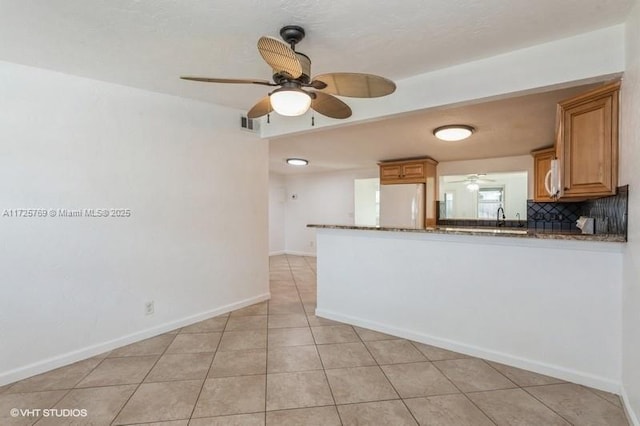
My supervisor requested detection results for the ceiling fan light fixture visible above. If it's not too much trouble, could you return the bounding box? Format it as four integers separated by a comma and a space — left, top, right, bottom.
434, 125, 475, 141
270, 87, 312, 116
286, 158, 309, 166
466, 182, 480, 192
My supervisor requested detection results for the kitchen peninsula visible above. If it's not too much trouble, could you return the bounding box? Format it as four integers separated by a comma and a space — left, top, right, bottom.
308, 224, 625, 394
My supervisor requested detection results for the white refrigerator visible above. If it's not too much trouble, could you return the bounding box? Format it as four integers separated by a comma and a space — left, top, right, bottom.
379, 183, 425, 229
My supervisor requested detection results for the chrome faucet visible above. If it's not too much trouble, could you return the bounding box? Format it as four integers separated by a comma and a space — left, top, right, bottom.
496, 206, 506, 227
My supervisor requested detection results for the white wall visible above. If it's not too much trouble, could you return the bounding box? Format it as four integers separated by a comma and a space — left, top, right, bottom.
282, 168, 378, 255
621, 3, 640, 424
316, 228, 623, 392
0, 61, 269, 385
269, 173, 286, 255
354, 178, 380, 226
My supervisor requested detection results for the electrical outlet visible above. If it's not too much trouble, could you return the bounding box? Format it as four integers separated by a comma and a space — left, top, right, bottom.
145, 301, 154, 316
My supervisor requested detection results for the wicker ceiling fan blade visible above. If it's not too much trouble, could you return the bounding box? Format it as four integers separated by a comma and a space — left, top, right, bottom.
257, 36, 302, 79
247, 96, 272, 118
310, 91, 352, 119
180, 77, 275, 86
312, 72, 396, 98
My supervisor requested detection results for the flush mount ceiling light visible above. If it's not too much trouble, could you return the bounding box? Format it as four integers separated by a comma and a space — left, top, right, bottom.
286, 158, 309, 166
433, 125, 475, 141
270, 86, 312, 116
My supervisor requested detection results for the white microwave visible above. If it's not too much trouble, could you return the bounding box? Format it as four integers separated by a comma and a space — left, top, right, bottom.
544, 159, 560, 198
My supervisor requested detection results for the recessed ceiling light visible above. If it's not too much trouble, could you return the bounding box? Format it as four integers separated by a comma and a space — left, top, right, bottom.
286, 158, 309, 166
433, 125, 475, 141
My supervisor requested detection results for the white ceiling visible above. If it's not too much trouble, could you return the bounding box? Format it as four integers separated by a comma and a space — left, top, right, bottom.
0, 0, 634, 173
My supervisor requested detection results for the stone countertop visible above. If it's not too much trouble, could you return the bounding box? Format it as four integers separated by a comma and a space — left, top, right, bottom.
307, 224, 626, 243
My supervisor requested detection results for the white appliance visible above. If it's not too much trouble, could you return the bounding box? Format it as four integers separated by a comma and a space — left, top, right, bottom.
379, 183, 425, 228
544, 159, 560, 198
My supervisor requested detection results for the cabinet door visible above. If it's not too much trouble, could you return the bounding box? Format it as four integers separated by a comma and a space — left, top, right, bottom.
558, 84, 618, 198
532, 148, 555, 202
380, 164, 402, 182
401, 163, 425, 180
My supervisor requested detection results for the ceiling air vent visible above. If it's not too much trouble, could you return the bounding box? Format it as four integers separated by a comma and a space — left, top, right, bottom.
240, 115, 260, 133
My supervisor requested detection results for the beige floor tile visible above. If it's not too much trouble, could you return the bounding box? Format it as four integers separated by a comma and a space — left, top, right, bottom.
487, 361, 565, 387
6, 358, 101, 393
381, 362, 459, 398
306, 314, 342, 327
145, 353, 214, 382
590, 387, 624, 408
266, 371, 334, 411
268, 314, 308, 329
122, 421, 188, 426
405, 394, 495, 426
225, 315, 267, 331
267, 345, 323, 373
325, 366, 398, 404
76, 356, 158, 388
433, 358, 516, 392
0, 390, 67, 426
218, 330, 267, 352
209, 349, 266, 378
113, 380, 202, 425
108, 334, 176, 357
166, 333, 222, 354
365, 339, 427, 364
337, 400, 418, 426
311, 325, 359, 344
36, 384, 136, 425
189, 413, 265, 425
266, 405, 341, 426
180, 316, 228, 334
267, 327, 314, 347
193, 376, 265, 417
354, 326, 397, 341
411, 342, 471, 361
268, 301, 306, 315
230, 302, 268, 317
468, 388, 571, 425
525, 383, 629, 426
298, 291, 316, 304
317, 342, 376, 369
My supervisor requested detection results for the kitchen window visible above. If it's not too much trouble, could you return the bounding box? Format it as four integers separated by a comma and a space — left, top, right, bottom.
477, 187, 504, 219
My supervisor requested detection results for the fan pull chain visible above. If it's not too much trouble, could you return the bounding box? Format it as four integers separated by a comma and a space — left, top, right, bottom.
267, 113, 270, 124
311, 114, 315, 127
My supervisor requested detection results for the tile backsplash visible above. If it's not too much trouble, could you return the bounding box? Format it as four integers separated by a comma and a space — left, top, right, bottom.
438, 186, 628, 237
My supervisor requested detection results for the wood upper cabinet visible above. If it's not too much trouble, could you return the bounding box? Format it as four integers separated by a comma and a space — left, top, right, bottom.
531, 146, 556, 202
556, 81, 620, 199
379, 159, 434, 184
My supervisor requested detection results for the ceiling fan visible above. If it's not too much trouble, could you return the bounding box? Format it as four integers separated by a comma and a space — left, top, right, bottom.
448, 174, 496, 191
180, 25, 396, 120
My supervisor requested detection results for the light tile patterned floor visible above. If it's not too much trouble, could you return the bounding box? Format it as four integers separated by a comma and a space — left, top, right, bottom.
0, 255, 630, 425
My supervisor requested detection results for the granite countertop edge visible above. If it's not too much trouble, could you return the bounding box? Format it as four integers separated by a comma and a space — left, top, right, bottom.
307, 224, 626, 243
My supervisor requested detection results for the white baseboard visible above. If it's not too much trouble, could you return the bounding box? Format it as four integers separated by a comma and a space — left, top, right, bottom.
284, 250, 316, 257
0, 293, 270, 386
268, 250, 316, 257
621, 387, 640, 426
316, 308, 621, 393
